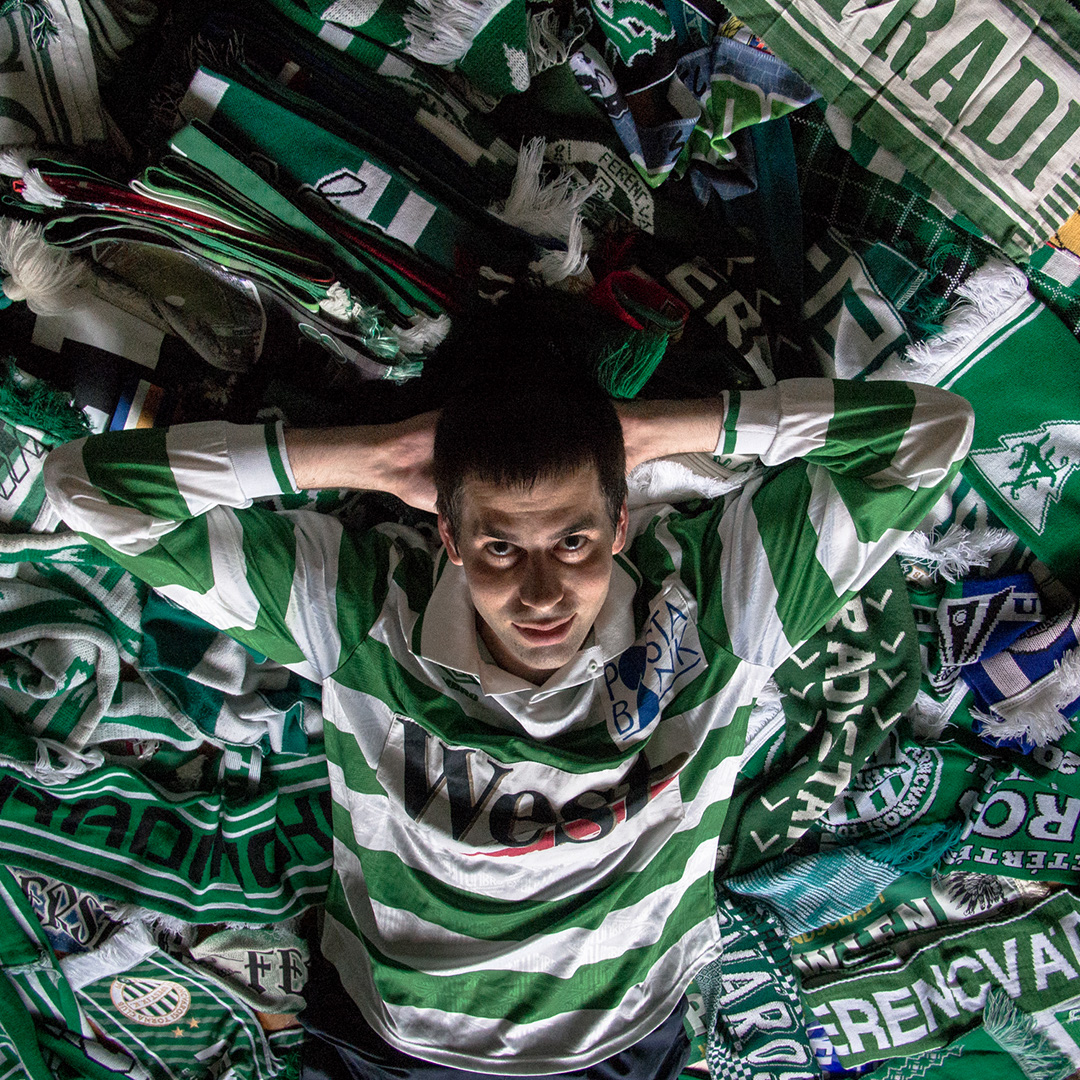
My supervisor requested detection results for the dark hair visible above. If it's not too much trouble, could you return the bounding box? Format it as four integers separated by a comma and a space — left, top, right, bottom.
434, 374, 627, 542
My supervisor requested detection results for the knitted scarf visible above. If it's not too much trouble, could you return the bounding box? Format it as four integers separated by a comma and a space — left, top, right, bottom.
724, 0, 1080, 259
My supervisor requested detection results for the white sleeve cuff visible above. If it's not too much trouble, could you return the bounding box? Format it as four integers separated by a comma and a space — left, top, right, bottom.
227, 421, 299, 502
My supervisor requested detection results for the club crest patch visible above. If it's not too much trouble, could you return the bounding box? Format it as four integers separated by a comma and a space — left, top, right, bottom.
110, 977, 191, 1026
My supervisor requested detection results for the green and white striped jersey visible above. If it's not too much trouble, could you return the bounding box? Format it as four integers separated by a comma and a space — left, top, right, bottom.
44, 378, 972, 1074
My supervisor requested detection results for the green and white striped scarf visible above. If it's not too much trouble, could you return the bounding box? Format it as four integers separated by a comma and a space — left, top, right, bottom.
725, 0, 1080, 259
0, 0, 103, 147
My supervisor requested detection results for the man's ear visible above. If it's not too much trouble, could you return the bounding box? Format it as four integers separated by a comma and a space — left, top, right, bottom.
437, 512, 464, 565
612, 498, 629, 555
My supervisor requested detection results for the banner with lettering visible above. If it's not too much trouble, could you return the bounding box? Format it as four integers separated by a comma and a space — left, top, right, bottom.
802, 890, 1080, 1069
717, 557, 920, 878
725, 0, 1080, 258
0, 754, 333, 924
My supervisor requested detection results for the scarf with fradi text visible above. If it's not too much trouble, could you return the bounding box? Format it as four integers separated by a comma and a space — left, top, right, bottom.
0, 752, 333, 924
717, 556, 920, 879
723, 0, 1080, 258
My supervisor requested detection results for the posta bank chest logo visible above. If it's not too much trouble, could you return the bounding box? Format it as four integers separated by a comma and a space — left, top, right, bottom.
603, 585, 706, 745
968, 421, 1080, 535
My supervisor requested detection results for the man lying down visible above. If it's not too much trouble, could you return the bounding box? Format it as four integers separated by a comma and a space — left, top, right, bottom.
44, 353, 972, 1080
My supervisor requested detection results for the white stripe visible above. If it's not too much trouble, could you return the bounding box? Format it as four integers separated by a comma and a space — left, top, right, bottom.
333, 834, 717, 976
159, 508, 261, 631
805, 465, 907, 597
284, 510, 344, 680
318, 22, 355, 49
385, 190, 437, 247
718, 473, 788, 666
940, 303, 1045, 390
179, 68, 229, 124
866, 386, 972, 490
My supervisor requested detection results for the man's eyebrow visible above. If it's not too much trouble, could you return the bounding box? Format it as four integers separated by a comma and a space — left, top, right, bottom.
476, 516, 602, 543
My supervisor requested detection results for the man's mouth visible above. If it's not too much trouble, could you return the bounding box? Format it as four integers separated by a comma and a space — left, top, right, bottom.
513, 615, 576, 645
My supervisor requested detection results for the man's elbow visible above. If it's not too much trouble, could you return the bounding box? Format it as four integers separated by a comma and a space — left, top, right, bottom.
43, 438, 92, 531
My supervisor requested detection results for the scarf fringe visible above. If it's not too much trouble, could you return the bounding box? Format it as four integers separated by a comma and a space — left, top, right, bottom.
402, 0, 509, 65
492, 137, 594, 284
318, 282, 403, 360
0, 357, 91, 445
897, 523, 1017, 582
977, 647, 1080, 746
908, 688, 954, 740
858, 819, 966, 876
873, 258, 1030, 384
393, 311, 452, 354
0, 218, 87, 315
0, 149, 65, 208
627, 454, 752, 507
983, 988, 1075, 1080
0, 737, 105, 785
527, 7, 575, 76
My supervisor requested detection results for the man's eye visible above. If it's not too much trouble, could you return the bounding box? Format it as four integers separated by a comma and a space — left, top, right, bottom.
486, 541, 515, 558
561, 535, 588, 552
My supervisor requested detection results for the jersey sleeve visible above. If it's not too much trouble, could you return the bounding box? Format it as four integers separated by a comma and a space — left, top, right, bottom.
43, 421, 395, 681
674, 378, 973, 669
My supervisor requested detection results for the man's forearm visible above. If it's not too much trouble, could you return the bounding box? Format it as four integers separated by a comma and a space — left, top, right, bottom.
617, 397, 726, 471
284, 411, 438, 511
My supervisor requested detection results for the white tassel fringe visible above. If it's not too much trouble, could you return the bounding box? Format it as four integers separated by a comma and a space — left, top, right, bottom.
975, 647, 1080, 746
17, 168, 65, 209
871, 258, 1030, 384
0, 737, 105, 785
908, 689, 954, 740
897, 523, 1017, 582
491, 137, 595, 284
393, 312, 451, 354
528, 7, 575, 75
0, 146, 33, 178
403, 0, 506, 65
0, 218, 87, 314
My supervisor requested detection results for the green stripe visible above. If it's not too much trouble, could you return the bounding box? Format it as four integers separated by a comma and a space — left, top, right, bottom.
752, 462, 840, 645
82, 427, 189, 519
236, 511, 306, 666
334, 637, 639, 771
325, 723, 388, 798
722, 391, 741, 456
333, 528, 393, 672
264, 422, 294, 493
355, 873, 717, 1021
335, 818, 723, 942
78, 515, 214, 597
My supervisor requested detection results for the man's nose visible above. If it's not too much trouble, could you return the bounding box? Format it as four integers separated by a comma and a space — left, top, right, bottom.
519, 555, 564, 610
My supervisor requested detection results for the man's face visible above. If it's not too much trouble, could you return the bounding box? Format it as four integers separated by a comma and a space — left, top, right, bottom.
438, 466, 629, 684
